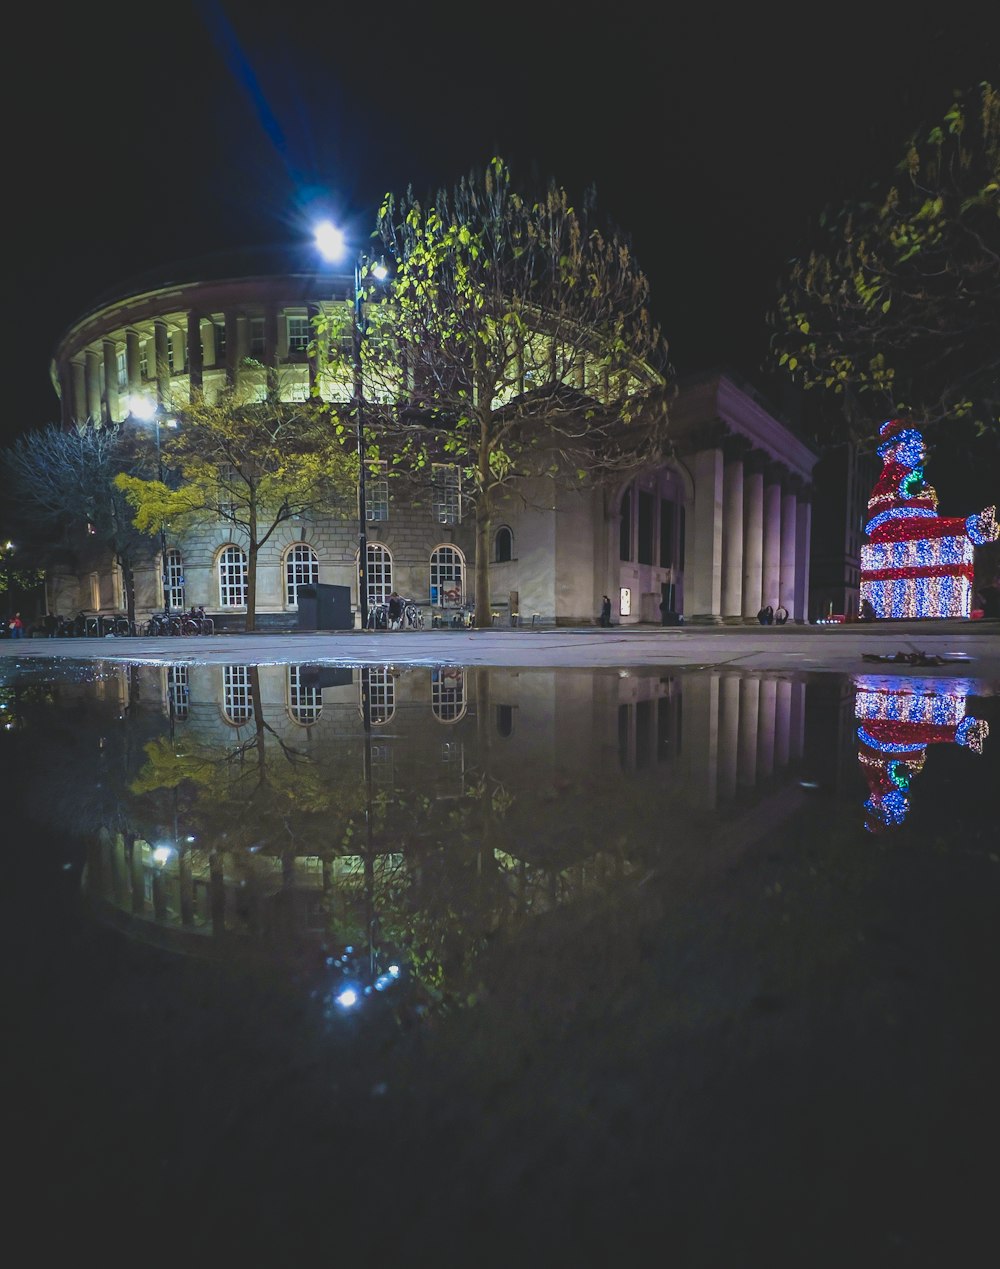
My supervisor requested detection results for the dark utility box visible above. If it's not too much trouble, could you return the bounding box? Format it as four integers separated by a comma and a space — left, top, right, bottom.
297, 584, 352, 631
661, 611, 684, 626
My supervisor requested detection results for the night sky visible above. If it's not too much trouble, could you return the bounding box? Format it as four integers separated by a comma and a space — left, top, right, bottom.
10, 3, 998, 448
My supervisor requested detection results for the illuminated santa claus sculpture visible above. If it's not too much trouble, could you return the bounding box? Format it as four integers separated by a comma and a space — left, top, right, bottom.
854, 674, 989, 833
859, 418, 998, 619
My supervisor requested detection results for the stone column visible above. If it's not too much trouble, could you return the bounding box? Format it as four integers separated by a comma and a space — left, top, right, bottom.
794, 491, 812, 623
225, 310, 239, 386
85, 349, 102, 423
737, 676, 760, 788
58, 362, 75, 428
154, 319, 171, 404
780, 481, 798, 614
125, 329, 142, 399
761, 466, 783, 613
790, 679, 806, 761
741, 454, 765, 620
682, 672, 720, 809
718, 673, 740, 801
187, 310, 204, 394
775, 677, 792, 768
757, 676, 777, 780
102, 338, 119, 424
687, 446, 724, 623
71, 361, 87, 424
721, 437, 749, 622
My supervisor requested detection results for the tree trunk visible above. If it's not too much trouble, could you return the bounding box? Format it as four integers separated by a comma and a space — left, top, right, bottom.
245, 498, 258, 632
473, 410, 492, 628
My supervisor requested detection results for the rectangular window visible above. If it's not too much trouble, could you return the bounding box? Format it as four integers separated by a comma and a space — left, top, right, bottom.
89, 573, 100, 610
217, 463, 238, 520
117, 350, 128, 391
637, 490, 654, 566
287, 316, 311, 354
215, 321, 227, 363
679, 506, 686, 570
659, 499, 675, 567
367, 461, 389, 522
139, 342, 149, 380
619, 488, 632, 561
432, 464, 461, 524
249, 317, 266, 360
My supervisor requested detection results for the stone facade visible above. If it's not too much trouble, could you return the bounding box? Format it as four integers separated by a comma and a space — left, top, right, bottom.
46, 251, 817, 626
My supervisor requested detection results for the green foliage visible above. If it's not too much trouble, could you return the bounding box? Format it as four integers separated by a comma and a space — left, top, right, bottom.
115, 381, 356, 629
313, 156, 675, 624
768, 81, 1000, 447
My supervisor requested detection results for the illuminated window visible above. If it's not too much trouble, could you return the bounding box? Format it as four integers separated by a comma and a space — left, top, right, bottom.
218, 546, 247, 608
366, 543, 392, 608
285, 543, 318, 607
164, 548, 185, 611
222, 665, 252, 725
249, 317, 266, 359
433, 464, 461, 524
287, 315, 311, 354
167, 665, 189, 721
367, 461, 389, 522
139, 342, 149, 379
287, 665, 322, 725
116, 350, 128, 391
89, 573, 100, 610
494, 526, 513, 562
430, 545, 465, 608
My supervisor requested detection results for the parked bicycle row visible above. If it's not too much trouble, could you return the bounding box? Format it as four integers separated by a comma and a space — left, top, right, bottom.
38, 608, 215, 637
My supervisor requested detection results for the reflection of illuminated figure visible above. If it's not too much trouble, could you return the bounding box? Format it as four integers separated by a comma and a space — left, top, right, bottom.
854, 674, 990, 833
859, 418, 998, 619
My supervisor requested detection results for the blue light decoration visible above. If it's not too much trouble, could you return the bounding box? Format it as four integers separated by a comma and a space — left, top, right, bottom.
854, 674, 990, 832
859, 419, 998, 619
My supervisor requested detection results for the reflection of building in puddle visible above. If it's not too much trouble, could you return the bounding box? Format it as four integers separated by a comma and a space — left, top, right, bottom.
75, 665, 812, 960
854, 675, 990, 833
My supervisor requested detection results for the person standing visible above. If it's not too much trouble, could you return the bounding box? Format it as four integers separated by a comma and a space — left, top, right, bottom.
8, 612, 24, 638
600, 595, 612, 627
387, 591, 404, 630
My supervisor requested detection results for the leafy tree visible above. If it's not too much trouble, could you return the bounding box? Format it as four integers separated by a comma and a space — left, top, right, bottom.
115, 380, 356, 630
313, 157, 674, 626
768, 80, 999, 459
2, 422, 153, 625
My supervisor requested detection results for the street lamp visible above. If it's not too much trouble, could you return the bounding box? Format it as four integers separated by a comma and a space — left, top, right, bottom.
129, 395, 178, 614
314, 221, 388, 631
2, 540, 14, 625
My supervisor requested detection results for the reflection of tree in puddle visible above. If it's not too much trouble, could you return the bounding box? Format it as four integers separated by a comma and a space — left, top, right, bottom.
13, 661, 813, 1024
854, 675, 990, 832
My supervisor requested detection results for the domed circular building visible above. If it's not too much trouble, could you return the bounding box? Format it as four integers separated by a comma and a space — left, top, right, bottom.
48, 246, 817, 628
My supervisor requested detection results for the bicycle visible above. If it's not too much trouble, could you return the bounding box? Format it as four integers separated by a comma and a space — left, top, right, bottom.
402, 602, 424, 630
366, 602, 389, 631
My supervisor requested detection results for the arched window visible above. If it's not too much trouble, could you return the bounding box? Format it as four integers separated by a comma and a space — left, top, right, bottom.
366, 543, 392, 609
222, 665, 252, 725
287, 665, 322, 725
167, 665, 189, 721
164, 548, 185, 611
494, 526, 513, 563
430, 545, 465, 608
285, 543, 318, 607
218, 546, 247, 608
431, 667, 466, 722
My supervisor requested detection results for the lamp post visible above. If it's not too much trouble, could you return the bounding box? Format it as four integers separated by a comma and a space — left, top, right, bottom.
314, 221, 388, 631
2, 540, 14, 625
129, 396, 177, 614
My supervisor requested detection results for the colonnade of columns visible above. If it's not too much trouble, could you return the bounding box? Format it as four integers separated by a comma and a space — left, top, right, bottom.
694, 438, 812, 624
684, 671, 806, 811
60, 302, 323, 429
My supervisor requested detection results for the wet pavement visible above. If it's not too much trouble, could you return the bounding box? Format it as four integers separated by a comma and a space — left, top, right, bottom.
3, 618, 999, 675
